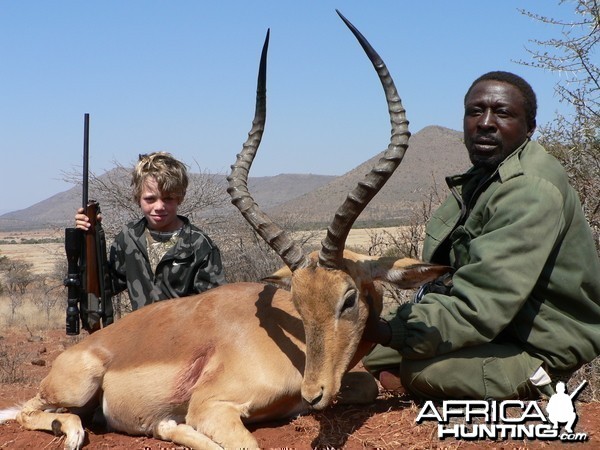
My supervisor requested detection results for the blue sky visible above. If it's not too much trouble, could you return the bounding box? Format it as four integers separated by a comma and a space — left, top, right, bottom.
0, 1, 577, 214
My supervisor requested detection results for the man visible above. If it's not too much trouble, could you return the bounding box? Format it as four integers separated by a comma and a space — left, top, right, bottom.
363, 71, 600, 400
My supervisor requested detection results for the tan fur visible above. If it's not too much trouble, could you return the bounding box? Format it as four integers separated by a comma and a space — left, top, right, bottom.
3, 252, 449, 449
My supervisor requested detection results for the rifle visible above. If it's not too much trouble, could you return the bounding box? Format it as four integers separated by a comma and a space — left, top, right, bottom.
64, 113, 113, 335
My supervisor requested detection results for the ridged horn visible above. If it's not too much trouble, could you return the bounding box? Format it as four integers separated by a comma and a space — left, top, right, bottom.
227, 30, 309, 272
318, 10, 411, 269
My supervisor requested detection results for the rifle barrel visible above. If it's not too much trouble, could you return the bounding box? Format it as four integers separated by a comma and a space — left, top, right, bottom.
82, 113, 90, 209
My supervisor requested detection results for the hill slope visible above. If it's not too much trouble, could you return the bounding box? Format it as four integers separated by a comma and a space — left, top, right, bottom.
269, 125, 470, 226
0, 173, 336, 231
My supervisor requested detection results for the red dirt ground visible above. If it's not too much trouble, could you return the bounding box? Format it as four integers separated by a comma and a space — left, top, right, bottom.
1, 328, 598, 449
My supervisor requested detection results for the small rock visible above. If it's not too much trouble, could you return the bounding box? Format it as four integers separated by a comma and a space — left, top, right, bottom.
31, 359, 46, 366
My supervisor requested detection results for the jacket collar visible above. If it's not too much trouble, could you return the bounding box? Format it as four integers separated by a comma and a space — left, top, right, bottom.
497, 139, 529, 183
130, 215, 191, 239
446, 138, 531, 189
129, 215, 195, 259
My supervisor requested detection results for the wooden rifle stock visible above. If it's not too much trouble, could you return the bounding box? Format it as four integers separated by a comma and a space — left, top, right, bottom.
83, 200, 103, 332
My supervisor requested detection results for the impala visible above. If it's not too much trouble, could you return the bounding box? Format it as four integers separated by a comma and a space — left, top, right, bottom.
0, 11, 448, 449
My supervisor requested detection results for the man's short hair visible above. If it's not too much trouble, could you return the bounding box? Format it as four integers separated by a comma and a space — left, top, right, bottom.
464, 71, 537, 128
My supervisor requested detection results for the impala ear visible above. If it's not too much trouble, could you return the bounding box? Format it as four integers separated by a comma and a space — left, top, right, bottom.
371, 258, 452, 289
262, 266, 293, 289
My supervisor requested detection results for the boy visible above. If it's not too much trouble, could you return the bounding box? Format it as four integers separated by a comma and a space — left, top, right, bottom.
76, 152, 225, 313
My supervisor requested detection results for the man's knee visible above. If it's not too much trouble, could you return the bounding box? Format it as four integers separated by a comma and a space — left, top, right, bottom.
400, 357, 469, 399
400, 354, 539, 400
362, 344, 402, 374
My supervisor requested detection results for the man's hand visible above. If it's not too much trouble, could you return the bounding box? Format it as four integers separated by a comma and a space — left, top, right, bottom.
362, 313, 392, 346
414, 272, 453, 303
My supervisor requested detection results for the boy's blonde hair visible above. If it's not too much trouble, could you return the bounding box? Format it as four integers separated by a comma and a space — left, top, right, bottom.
132, 152, 189, 203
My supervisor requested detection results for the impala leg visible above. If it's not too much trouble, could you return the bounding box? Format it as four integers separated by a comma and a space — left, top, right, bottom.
336, 371, 379, 405
154, 420, 222, 450
17, 395, 85, 450
187, 402, 259, 449
16, 348, 106, 450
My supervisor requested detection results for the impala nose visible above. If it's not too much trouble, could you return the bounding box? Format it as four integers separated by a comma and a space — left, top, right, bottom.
303, 386, 324, 407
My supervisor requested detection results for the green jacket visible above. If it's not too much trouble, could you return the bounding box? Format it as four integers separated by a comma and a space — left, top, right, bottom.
109, 216, 225, 310
388, 139, 600, 373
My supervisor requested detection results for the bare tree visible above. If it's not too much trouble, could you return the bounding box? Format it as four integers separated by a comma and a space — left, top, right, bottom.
217, 213, 321, 283
0, 259, 34, 295
518, 0, 600, 251
6, 293, 23, 324
366, 177, 443, 259
31, 279, 64, 324
0, 252, 5, 295
519, 1, 599, 119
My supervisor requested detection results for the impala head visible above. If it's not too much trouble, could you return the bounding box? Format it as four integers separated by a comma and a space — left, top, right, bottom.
228, 11, 449, 410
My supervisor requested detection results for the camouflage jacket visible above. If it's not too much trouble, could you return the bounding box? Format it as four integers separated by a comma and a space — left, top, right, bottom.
387, 140, 600, 374
109, 215, 225, 310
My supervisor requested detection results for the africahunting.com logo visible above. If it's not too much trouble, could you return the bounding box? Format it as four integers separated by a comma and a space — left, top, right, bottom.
416, 381, 589, 443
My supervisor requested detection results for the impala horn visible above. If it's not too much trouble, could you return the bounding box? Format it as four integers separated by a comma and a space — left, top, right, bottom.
318, 10, 410, 269
227, 30, 309, 272
227, 11, 410, 272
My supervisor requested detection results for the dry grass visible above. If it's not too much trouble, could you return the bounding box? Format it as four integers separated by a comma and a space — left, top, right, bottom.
276, 393, 465, 449
0, 295, 65, 331
0, 227, 400, 279
295, 226, 410, 251
0, 229, 63, 276
0, 341, 28, 383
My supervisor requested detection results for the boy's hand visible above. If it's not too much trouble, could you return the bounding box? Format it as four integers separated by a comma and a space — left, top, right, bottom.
74, 207, 102, 231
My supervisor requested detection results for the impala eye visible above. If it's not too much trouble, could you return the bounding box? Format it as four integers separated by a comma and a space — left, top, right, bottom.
341, 291, 357, 312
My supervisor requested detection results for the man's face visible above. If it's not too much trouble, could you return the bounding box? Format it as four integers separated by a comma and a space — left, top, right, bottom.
463, 80, 535, 169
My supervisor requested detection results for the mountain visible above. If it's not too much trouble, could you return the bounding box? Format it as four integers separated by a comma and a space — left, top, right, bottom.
247, 174, 337, 210
268, 125, 470, 226
0, 171, 336, 232
0, 126, 470, 231
0, 189, 83, 232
